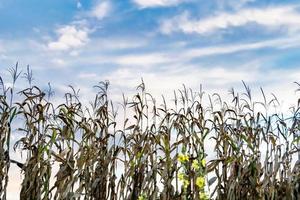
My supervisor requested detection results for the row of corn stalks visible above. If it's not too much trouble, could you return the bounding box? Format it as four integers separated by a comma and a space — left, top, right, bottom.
1, 64, 300, 200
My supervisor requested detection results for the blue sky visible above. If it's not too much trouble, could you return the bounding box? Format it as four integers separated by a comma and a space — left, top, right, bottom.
2, 0, 300, 113
2, 0, 300, 197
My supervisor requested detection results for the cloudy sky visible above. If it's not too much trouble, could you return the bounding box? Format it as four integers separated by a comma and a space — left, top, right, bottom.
1, 0, 300, 102
2, 0, 300, 197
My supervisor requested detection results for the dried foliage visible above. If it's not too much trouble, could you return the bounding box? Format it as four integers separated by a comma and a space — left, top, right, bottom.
0, 65, 300, 200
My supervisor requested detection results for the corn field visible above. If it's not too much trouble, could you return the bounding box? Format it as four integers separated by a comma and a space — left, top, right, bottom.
1, 64, 300, 200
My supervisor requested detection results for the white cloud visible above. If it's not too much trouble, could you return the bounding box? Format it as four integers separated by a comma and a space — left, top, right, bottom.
47, 1, 111, 52
160, 5, 300, 34
133, 0, 186, 8
48, 25, 90, 51
90, 1, 111, 20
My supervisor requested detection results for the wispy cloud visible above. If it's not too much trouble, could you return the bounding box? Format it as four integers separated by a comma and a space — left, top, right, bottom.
89, 1, 111, 20
104, 65, 256, 90
160, 5, 300, 35
132, 0, 187, 8
181, 36, 300, 59
76, 1, 82, 9
215, 0, 255, 10
98, 35, 300, 68
47, 1, 113, 52
88, 37, 147, 51
48, 25, 90, 51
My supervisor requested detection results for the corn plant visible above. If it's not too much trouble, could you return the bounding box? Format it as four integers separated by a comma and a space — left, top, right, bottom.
0, 65, 300, 200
